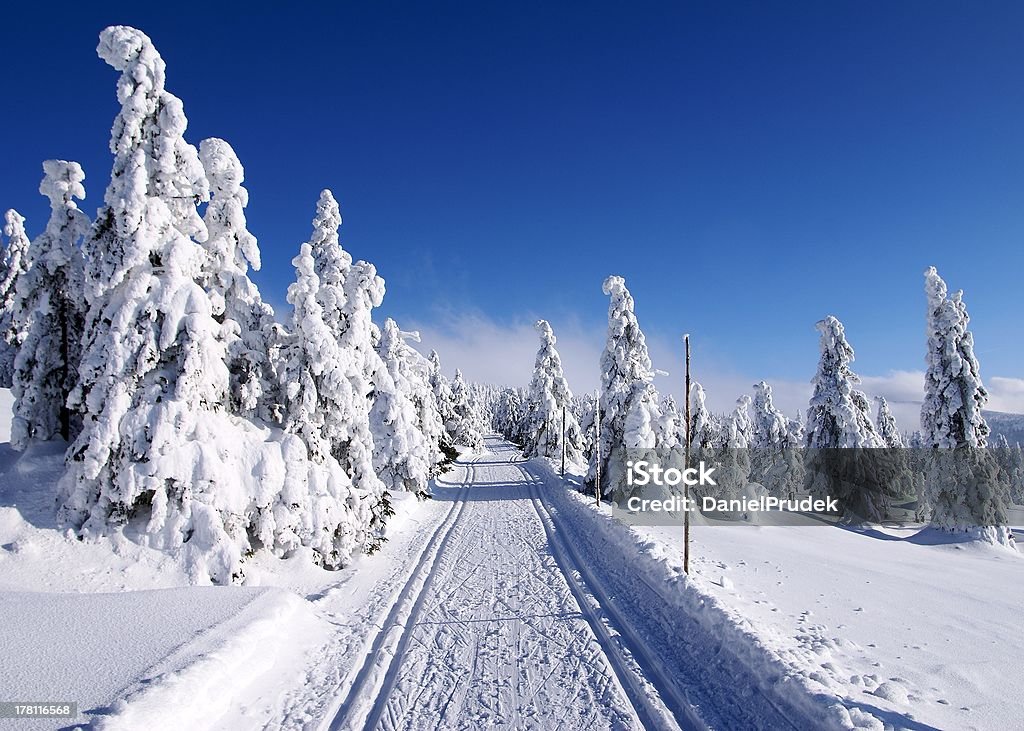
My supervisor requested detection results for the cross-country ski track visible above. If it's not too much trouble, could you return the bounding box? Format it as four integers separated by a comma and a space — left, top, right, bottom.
265, 436, 836, 731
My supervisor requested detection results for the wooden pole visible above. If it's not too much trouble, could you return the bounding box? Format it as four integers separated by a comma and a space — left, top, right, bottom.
561, 405, 566, 477
684, 334, 691, 575
595, 390, 601, 507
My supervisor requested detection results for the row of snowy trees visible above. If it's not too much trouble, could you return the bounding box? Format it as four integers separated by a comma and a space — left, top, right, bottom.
482, 268, 1014, 546
0, 26, 481, 582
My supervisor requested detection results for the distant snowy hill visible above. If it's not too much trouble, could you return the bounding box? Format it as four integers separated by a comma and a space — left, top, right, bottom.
984, 410, 1024, 446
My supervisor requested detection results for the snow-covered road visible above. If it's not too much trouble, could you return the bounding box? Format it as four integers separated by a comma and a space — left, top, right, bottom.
322, 437, 819, 731
330, 439, 648, 730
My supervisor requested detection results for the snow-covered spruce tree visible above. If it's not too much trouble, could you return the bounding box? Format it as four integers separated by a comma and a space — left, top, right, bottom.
656, 395, 683, 450
688, 381, 721, 451
10, 161, 88, 448
278, 242, 371, 565
371, 318, 432, 497
428, 349, 459, 450
803, 316, 889, 522
523, 319, 583, 462
198, 138, 280, 422
750, 382, 802, 498
378, 321, 449, 476
494, 387, 526, 444
298, 189, 391, 544
874, 396, 904, 448
449, 368, 484, 451
920, 267, 1010, 545
872, 396, 915, 507
57, 26, 324, 584
712, 395, 752, 502
0, 209, 31, 388
588, 275, 662, 502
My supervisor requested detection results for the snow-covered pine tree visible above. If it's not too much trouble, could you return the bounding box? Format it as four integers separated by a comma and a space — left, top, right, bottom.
588, 275, 662, 501
804, 316, 888, 521
60, 25, 230, 550
523, 319, 583, 462
750, 381, 801, 498
713, 394, 752, 501
377, 321, 449, 476
920, 267, 1010, 545
294, 189, 391, 545
10, 161, 88, 448
278, 241, 370, 566
57, 26, 337, 584
0, 209, 31, 388
449, 368, 484, 451
805, 317, 882, 450
656, 395, 683, 450
371, 318, 432, 497
427, 349, 460, 460
922, 267, 989, 449
873, 396, 915, 508
688, 381, 721, 452
198, 138, 279, 422
874, 396, 904, 448
495, 387, 527, 444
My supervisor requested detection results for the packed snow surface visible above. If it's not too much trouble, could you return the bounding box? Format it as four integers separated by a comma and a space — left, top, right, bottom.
1, 424, 1021, 729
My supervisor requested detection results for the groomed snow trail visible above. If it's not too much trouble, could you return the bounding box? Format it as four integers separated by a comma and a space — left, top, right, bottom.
326, 437, 818, 731
330, 437, 664, 730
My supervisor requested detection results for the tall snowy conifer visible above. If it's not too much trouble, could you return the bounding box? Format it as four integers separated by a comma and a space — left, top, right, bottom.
874, 396, 904, 448
589, 275, 661, 501
805, 317, 882, 450
804, 316, 888, 521
378, 322, 448, 475
429, 350, 458, 446
57, 26, 299, 584
750, 382, 801, 498
11, 162, 88, 447
688, 381, 720, 451
0, 210, 31, 388
920, 267, 1009, 545
198, 138, 279, 422
371, 318, 432, 497
449, 368, 484, 450
303, 189, 391, 541
523, 320, 583, 462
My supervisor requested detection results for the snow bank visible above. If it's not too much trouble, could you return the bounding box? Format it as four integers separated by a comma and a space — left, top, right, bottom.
543, 457, 1024, 730
95, 589, 330, 731
0, 587, 271, 731
536, 459, 877, 730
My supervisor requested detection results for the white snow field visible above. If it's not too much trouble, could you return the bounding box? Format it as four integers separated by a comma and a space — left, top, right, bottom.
1, 424, 1022, 729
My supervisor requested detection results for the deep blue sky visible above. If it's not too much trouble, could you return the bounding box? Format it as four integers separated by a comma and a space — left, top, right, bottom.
2, 1, 1023, 385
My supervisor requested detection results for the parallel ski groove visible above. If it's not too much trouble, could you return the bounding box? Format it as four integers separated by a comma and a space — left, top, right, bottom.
523, 467, 703, 731
325, 466, 474, 731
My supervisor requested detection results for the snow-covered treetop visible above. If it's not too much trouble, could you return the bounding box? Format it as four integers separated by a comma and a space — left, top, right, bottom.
724, 394, 753, 448
199, 138, 259, 272
805, 315, 882, 449
688, 380, 719, 450
751, 381, 789, 449
40, 161, 86, 213
24, 162, 89, 290
2, 210, 30, 282
921, 266, 989, 448
88, 26, 209, 297
874, 396, 905, 448
310, 189, 351, 287
600, 275, 654, 387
